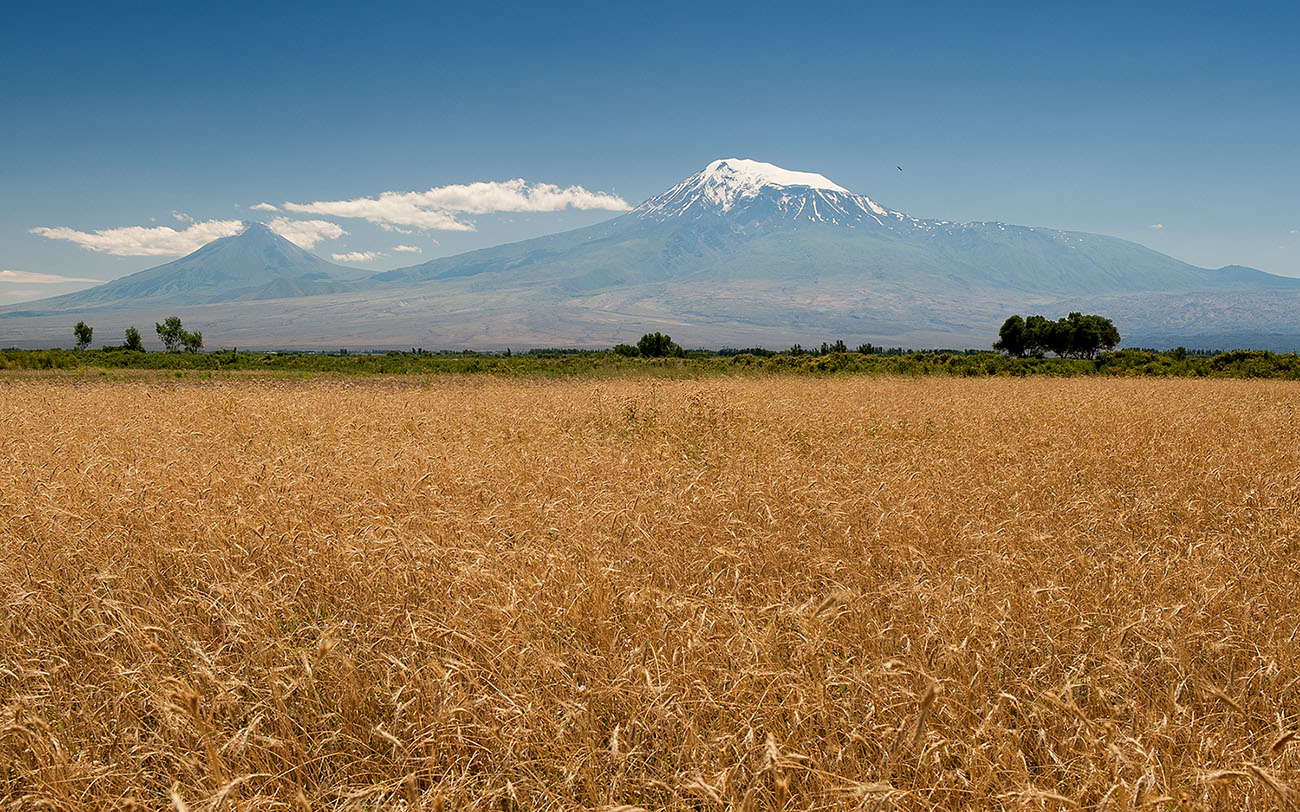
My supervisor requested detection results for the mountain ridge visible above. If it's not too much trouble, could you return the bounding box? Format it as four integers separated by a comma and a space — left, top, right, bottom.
3, 159, 1299, 350
374, 159, 1294, 298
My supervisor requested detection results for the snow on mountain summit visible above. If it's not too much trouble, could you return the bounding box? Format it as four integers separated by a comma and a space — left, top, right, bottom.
701, 158, 848, 196
636, 158, 895, 225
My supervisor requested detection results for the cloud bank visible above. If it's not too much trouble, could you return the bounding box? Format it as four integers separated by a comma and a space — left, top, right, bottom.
332, 251, 384, 263
391, 244, 422, 254
284, 178, 631, 231
31, 217, 346, 255
266, 217, 346, 249
30, 220, 247, 256
31, 175, 627, 256
0, 269, 105, 284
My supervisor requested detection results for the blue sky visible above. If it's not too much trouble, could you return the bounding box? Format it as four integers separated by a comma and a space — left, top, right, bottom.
2, 0, 1297, 302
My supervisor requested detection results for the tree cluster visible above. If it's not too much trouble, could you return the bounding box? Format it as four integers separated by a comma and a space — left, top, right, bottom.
787, 340, 865, 356
994, 312, 1120, 359
71, 318, 203, 352
155, 316, 204, 353
614, 332, 685, 358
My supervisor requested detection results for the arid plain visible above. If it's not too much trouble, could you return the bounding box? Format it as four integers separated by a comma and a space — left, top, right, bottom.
3, 376, 1299, 810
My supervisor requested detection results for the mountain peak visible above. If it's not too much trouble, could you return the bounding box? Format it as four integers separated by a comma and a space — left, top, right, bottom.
701, 158, 848, 195
9, 217, 371, 313
234, 220, 281, 240
635, 157, 892, 223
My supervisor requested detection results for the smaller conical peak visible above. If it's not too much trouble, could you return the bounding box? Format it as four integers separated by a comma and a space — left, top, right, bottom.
239, 220, 276, 235
701, 158, 848, 194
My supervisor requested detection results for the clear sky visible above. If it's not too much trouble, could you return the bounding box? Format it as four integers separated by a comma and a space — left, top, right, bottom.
2, 0, 1297, 303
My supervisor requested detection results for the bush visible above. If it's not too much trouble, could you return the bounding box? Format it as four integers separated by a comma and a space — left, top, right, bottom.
637, 332, 683, 358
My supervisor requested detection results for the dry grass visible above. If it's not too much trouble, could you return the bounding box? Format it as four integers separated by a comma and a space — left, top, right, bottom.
2, 376, 1300, 810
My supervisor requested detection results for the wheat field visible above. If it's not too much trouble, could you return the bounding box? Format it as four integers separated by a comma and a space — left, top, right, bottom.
2, 376, 1299, 810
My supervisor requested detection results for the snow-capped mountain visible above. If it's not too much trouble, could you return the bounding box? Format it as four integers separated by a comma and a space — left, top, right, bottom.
5, 159, 1300, 350
380, 157, 1260, 295
634, 158, 1001, 240
355, 158, 1300, 348
636, 158, 895, 225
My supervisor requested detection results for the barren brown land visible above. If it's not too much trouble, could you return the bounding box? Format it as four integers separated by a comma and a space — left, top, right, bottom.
3, 376, 1300, 810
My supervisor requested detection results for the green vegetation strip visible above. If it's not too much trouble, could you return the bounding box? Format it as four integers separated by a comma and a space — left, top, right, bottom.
3, 347, 1300, 378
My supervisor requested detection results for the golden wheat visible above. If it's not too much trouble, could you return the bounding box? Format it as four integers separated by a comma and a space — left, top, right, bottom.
2, 376, 1299, 810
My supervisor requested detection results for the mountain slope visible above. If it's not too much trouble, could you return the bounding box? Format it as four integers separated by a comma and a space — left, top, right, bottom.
3, 159, 1298, 350
6, 222, 371, 313
380, 159, 1294, 296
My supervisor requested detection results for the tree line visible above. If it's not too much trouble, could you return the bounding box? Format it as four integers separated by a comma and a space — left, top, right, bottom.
67, 315, 1119, 359
72, 316, 203, 352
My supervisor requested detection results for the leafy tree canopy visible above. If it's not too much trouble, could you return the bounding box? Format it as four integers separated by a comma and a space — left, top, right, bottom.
637, 332, 683, 358
994, 312, 1119, 359
73, 321, 93, 350
156, 316, 204, 353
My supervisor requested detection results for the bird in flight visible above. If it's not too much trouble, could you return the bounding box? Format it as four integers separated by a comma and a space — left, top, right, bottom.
897, 166, 903, 172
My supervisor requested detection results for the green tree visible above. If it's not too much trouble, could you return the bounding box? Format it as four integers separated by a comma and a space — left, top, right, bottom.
181, 329, 204, 353
1082, 313, 1120, 357
993, 315, 1028, 357
123, 326, 144, 352
1055, 312, 1120, 358
1042, 317, 1072, 357
1022, 315, 1052, 357
73, 321, 93, 350
612, 343, 640, 357
155, 316, 190, 352
637, 332, 682, 358
1067, 312, 1096, 358
998, 312, 1120, 359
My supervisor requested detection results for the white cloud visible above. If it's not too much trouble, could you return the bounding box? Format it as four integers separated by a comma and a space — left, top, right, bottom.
30, 220, 245, 256
391, 244, 422, 254
30, 216, 345, 256
1290, 228, 1298, 235
250, 202, 279, 212
332, 251, 384, 263
0, 269, 105, 284
266, 217, 346, 249
293, 197, 473, 231
1148, 223, 1164, 230
172, 211, 194, 223
284, 178, 631, 231
378, 223, 413, 234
